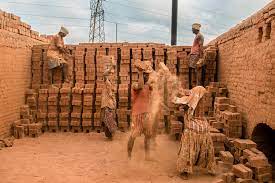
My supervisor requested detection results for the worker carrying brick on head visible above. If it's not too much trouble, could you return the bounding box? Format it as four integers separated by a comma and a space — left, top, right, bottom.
189, 23, 204, 88
101, 57, 117, 140
47, 26, 71, 85
128, 61, 153, 160
173, 86, 216, 180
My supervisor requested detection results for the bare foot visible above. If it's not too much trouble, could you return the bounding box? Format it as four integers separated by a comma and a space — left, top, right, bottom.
179, 172, 188, 180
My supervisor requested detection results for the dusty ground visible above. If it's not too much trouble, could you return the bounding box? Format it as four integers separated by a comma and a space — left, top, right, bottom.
0, 132, 219, 183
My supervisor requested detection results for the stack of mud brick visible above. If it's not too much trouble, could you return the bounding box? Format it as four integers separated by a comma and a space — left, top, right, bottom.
117, 47, 131, 131
41, 46, 49, 86
82, 84, 94, 133
71, 86, 83, 132
177, 50, 189, 89
210, 127, 226, 155
37, 89, 48, 132
31, 47, 43, 89
59, 87, 71, 132
93, 48, 107, 131
85, 47, 96, 84
166, 48, 177, 75
154, 48, 165, 71
215, 96, 242, 138
25, 89, 38, 122
131, 48, 142, 83
203, 46, 217, 86
74, 46, 85, 85
217, 139, 272, 183
14, 105, 32, 138
0, 10, 48, 41
47, 87, 60, 132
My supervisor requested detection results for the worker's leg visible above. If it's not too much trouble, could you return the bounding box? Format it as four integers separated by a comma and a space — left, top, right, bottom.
48, 69, 54, 85
127, 136, 136, 159
196, 67, 202, 86
144, 135, 151, 160
188, 67, 192, 89
62, 63, 69, 83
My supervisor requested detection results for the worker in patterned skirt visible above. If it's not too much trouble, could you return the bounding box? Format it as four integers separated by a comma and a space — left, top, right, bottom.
189, 23, 204, 88
128, 61, 153, 160
47, 26, 71, 85
174, 86, 216, 180
101, 57, 117, 140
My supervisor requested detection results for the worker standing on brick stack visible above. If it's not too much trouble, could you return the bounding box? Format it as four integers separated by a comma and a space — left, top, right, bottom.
174, 86, 216, 180
128, 61, 153, 160
189, 23, 204, 88
101, 57, 117, 140
47, 26, 71, 85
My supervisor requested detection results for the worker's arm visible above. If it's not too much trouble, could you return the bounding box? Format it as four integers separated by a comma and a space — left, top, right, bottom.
137, 70, 144, 90
198, 35, 204, 58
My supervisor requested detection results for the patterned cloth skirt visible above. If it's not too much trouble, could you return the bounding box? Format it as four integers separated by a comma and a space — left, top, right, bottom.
130, 113, 152, 138
101, 107, 117, 134
177, 129, 216, 174
189, 54, 200, 69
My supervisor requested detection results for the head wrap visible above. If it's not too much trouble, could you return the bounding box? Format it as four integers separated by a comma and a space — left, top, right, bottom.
192, 23, 201, 31
59, 26, 69, 35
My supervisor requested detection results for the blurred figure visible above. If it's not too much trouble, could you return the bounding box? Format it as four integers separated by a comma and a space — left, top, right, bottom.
47, 26, 71, 85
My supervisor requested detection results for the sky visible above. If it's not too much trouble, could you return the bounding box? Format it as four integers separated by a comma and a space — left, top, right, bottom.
0, 0, 271, 45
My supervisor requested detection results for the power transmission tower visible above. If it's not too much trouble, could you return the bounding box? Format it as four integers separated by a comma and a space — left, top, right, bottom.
89, 0, 105, 43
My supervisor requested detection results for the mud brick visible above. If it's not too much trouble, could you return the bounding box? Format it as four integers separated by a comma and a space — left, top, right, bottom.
48, 105, 58, 112
251, 163, 272, 177
71, 120, 81, 127
15, 125, 25, 139
28, 123, 42, 137
233, 164, 253, 179
235, 178, 253, 183
21, 124, 29, 136
82, 120, 92, 127
59, 120, 69, 127
48, 120, 58, 126
71, 112, 82, 118
215, 97, 230, 104
214, 179, 225, 183
37, 112, 47, 119
247, 156, 269, 168
233, 139, 257, 150
220, 151, 234, 165
255, 173, 272, 183
48, 112, 58, 118
212, 122, 224, 130
59, 112, 69, 118
228, 105, 237, 113
221, 172, 236, 183
215, 103, 229, 111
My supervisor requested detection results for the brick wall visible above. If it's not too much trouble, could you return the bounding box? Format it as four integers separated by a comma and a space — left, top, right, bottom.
209, 1, 275, 137
0, 11, 47, 137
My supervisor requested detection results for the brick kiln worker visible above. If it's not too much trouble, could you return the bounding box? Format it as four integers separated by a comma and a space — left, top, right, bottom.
174, 86, 216, 180
128, 61, 153, 160
189, 23, 204, 88
47, 26, 70, 84
101, 57, 117, 140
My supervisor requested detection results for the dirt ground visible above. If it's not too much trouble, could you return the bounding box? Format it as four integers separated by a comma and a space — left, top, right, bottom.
0, 132, 219, 183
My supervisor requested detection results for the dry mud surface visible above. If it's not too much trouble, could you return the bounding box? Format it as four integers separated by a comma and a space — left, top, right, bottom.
0, 132, 219, 183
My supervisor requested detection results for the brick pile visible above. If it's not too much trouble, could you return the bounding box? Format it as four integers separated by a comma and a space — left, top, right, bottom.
28, 43, 218, 135
59, 87, 71, 132
37, 89, 48, 131
71, 86, 83, 132
118, 47, 131, 131
214, 96, 242, 138
47, 87, 59, 132
25, 89, 38, 122
82, 84, 94, 133
216, 138, 272, 183
0, 10, 48, 42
